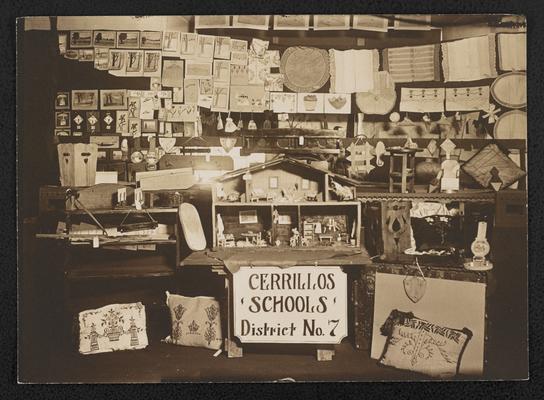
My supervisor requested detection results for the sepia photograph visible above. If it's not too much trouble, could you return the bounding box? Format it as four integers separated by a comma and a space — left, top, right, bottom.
17, 13, 529, 385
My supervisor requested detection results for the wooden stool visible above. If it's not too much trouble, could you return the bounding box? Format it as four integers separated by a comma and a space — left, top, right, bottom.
387, 148, 420, 193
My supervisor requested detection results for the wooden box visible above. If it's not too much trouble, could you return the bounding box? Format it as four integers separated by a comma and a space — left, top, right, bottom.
57, 143, 98, 187
136, 168, 196, 191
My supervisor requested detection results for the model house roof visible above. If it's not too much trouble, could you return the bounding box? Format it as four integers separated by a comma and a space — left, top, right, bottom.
216, 156, 359, 186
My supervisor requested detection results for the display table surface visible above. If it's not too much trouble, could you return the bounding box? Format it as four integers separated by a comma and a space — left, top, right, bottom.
179, 247, 372, 272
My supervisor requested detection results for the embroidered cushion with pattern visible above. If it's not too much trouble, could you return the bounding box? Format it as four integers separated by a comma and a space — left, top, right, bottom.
379, 311, 473, 378
164, 291, 223, 350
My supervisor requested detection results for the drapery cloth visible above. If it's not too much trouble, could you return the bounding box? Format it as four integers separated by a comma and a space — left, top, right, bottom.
441, 34, 497, 82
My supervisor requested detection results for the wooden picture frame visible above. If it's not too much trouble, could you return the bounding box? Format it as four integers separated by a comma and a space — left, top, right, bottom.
100, 89, 128, 110
141, 119, 159, 133
71, 90, 98, 110
55, 111, 71, 128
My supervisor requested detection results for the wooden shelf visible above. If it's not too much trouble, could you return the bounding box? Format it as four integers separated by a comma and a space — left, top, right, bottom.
66, 262, 176, 281
214, 201, 360, 207
356, 189, 498, 203
65, 207, 178, 215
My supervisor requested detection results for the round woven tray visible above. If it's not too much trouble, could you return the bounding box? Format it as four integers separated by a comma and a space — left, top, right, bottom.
490, 72, 527, 109
280, 46, 330, 93
493, 110, 527, 140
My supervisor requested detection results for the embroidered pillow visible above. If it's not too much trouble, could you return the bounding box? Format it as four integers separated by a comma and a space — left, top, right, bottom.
78, 302, 148, 355
164, 292, 222, 350
379, 312, 473, 378
461, 143, 526, 190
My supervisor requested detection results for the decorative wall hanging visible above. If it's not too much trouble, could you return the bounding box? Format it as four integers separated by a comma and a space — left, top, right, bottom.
352, 15, 389, 32
129, 118, 141, 137
355, 71, 396, 114
403, 260, 427, 303
482, 104, 501, 124
78, 302, 148, 355
55, 92, 70, 110
329, 49, 378, 93
490, 72, 527, 109
324, 93, 351, 114
115, 111, 129, 135
71, 90, 98, 110
161, 59, 184, 87
108, 49, 125, 70
399, 88, 445, 113
112, 31, 138, 49
173, 87, 184, 103
233, 15, 270, 30
493, 110, 527, 140
313, 15, 350, 30
249, 38, 269, 57
270, 92, 297, 113
140, 31, 163, 49
497, 33, 526, 71
195, 15, 231, 29
383, 44, 439, 82
348, 138, 375, 176
164, 292, 222, 350
461, 143, 526, 190
296, 93, 325, 113
273, 15, 310, 30
280, 46, 329, 92
58, 33, 67, 54
165, 104, 199, 122
70, 30, 92, 48
445, 86, 490, 112
162, 31, 181, 53
86, 111, 100, 134
55, 111, 70, 129
441, 34, 497, 82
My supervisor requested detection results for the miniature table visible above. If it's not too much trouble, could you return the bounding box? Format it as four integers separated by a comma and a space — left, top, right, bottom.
387, 147, 421, 193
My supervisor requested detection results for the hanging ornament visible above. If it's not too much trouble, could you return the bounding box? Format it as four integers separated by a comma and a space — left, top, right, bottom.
224, 112, 238, 133
216, 112, 224, 131
482, 104, 501, 124
237, 112, 244, 130
389, 112, 400, 123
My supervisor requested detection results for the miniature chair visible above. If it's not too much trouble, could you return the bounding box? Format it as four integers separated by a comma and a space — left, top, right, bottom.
387, 147, 419, 193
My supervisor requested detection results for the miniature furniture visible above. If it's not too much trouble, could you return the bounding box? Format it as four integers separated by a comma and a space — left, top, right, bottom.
387, 147, 419, 193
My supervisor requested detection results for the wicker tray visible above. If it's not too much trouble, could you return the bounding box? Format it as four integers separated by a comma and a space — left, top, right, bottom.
280, 46, 329, 93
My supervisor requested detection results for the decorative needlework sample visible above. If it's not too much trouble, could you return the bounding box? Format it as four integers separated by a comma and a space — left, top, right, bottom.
78, 302, 148, 355
445, 86, 490, 111
383, 44, 440, 83
329, 49, 379, 93
441, 34, 497, 82
399, 88, 445, 113
497, 33, 526, 71
164, 292, 223, 350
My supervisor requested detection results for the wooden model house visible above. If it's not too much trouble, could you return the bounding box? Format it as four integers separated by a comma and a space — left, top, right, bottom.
211, 156, 362, 249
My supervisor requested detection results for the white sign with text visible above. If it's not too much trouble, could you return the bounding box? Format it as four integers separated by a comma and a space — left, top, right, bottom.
233, 266, 347, 344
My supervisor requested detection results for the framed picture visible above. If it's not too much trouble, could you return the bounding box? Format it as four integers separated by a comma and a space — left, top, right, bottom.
108, 49, 125, 70
55, 92, 70, 109
324, 93, 352, 114
211, 82, 230, 112
239, 210, 258, 224
93, 30, 116, 47
297, 93, 325, 113
352, 15, 389, 32
69, 30, 93, 48
214, 36, 231, 59
269, 176, 279, 189
230, 64, 249, 85
161, 59, 184, 87
264, 73, 284, 92
143, 51, 161, 73
125, 50, 143, 73
127, 97, 141, 118
313, 15, 351, 30
213, 60, 231, 83
199, 79, 213, 96
231, 39, 248, 52
162, 31, 181, 52
229, 85, 267, 112
141, 119, 159, 133
140, 31, 163, 49
179, 33, 198, 58
94, 48, 110, 70
230, 50, 248, 66
233, 15, 270, 30
78, 49, 94, 62
185, 60, 213, 79
393, 14, 432, 30
273, 15, 310, 30
71, 90, 98, 110
116, 31, 140, 49
184, 79, 199, 104
195, 15, 230, 29
116, 110, 129, 135
196, 35, 215, 59
270, 92, 297, 113
55, 111, 70, 128
100, 89, 128, 110
128, 118, 141, 137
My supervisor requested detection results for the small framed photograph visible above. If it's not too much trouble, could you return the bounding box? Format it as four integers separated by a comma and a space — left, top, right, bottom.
162, 31, 181, 52
143, 51, 161, 73
233, 15, 270, 30
195, 15, 231, 29
55, 111, 70, 128
78, 49, 94, 62
141, 119, 159, 133
55, 129, 70, 137
108, 49, 126, 70
179, 33, 197, 58
100, 89, 128, 110
69, 30, 93, 48
269, 176, 279, 189
239, 210, 258, 224
199, 79, 213, 96
55, 92, 70, 109
185, 60, 213, 79
313, 15, 351, 30
71, 90, 98, 110
126, 50, 143, 73
273, 15, 310, 30
116, 31, 140, 49
140, 31, 163, 49
93, 30, 116, 47
352, 15, 389, 32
